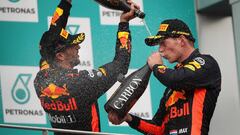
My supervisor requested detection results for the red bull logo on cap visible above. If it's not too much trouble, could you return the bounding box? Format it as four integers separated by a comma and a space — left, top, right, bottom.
159, 24, 169, 32
40, 83, 69, 99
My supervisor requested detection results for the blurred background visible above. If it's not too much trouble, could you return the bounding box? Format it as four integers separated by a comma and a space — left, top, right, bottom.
0, 0, 239, 134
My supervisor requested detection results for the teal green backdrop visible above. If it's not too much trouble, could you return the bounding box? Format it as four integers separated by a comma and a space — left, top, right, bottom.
0, 0, 197, 134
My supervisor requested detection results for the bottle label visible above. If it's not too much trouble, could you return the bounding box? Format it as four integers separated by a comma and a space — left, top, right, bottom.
113, 77, 142, 109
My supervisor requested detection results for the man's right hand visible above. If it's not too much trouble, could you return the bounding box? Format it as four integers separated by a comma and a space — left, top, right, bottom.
120, 0, 140, 22
108, 111, 132, 125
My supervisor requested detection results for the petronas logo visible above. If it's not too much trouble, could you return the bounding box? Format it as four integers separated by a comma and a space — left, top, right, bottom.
9, 0, 20, 3
11, 74, 31, 104
67, 25, 80, 35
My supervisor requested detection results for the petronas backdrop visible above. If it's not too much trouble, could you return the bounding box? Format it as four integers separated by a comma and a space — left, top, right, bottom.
0, 0, 197, 134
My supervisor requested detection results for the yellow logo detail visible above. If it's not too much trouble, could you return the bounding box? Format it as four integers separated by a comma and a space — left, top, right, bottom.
72, 33, 85, 44
40, 60, 49, 70
157, 65, 167, 73
172, 31, 190, 36
159, 24, 169, 32
184, 65, 196, 71
99, 68, 107, 76
40, 84, 69, 99
118, 32, 129, 50
60, 28, 69, 39
189, 60, 201, 69
51, 7, 63, 26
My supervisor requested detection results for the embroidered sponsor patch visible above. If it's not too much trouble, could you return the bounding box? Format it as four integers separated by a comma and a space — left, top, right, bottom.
184, 64, 196, 71
41, 84, 69, 99
60, 28, 69, 39
194, 57, 205, 65
72, 33, 85, 44
189, 60, 201, 69
51, 7, 63, 26
169, 130, 178, 135
159, 24, 169, 32
40, 60, 49, 70
118, 32, 130, 51
99, 68, 107, 76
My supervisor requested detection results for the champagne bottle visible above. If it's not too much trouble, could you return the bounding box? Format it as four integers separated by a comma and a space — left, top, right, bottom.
94, 0, 145, 19
104, 64, 152, 119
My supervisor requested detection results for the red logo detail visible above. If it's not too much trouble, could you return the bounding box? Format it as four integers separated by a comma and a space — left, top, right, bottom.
41, 83, 69, 99
41, 98, 78, 111
118, 32, 130, 53
165, 90, 186, 108
51, 13, 60, 26
170, 102, 190, 119
51, 8, 63, 26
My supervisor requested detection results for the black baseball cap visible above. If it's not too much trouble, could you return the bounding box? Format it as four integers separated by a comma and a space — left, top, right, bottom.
39, 28, 85, 62
145, 19, 195, 46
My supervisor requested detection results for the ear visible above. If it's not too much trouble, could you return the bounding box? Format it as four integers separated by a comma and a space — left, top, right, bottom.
178, 35, 187, 46
55, 52, 65, 61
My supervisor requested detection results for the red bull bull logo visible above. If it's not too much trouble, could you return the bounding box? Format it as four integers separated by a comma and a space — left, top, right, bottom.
165, 90, 190, 119
165, 90, 186, 108
118, 32, 130, 52
51, 7, 63, 26
40, 83, 69, 99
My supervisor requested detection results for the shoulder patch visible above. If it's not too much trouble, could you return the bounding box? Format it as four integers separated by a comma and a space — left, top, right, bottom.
99, 68, 107, 76
194, 57, 205, 66
184, 65, 196, 71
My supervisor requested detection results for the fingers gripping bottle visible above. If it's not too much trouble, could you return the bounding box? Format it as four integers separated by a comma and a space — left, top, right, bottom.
104, 64, 152, 119
94, 0, 145, 19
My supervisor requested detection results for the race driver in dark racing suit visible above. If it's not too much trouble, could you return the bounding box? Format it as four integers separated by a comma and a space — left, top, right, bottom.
34, 0, 139, 134
108, 19, 221, 135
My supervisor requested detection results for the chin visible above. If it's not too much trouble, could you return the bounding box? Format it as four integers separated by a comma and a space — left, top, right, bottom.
71, 59, 80, 67
168, 59, 176, 63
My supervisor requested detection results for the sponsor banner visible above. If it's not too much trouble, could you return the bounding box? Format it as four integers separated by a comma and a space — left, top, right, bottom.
0, 0, 38, 22
106, 69, 152, 126
0, 66, 46, 124
99, 0, 144, 25
48, 17, 94, 70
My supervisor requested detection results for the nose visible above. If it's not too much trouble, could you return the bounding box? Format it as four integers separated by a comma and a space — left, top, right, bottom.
158, 45, 164, 53
158, 45, 166, 57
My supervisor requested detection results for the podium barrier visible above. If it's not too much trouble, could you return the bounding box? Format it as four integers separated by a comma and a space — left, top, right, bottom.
0, 124, 129, 135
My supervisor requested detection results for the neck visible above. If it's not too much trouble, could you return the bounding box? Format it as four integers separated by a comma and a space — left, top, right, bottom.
55, 61, 73, 69
179, 46, 195, 63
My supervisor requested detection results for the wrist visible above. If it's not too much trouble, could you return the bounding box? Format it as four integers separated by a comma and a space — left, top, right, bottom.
125, 114, 132, 122
120, 18, 129, 23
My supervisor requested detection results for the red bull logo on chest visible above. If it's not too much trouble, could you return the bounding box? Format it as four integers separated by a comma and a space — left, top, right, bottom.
165, 90, 186, 108
40, 83, 69, 99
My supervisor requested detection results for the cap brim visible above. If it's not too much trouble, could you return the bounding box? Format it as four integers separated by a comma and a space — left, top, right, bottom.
145, 35, 165, 46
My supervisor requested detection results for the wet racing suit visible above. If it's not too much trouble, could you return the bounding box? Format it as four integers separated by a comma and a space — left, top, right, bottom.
34, 0, 132, 134
127, 49, 221, 135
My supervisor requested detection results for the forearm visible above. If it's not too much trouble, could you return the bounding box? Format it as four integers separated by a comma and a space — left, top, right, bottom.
49, 0, 72, 31
127, 114, 164, 135
99, 22, 131, 78
113, 22, 131, 75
